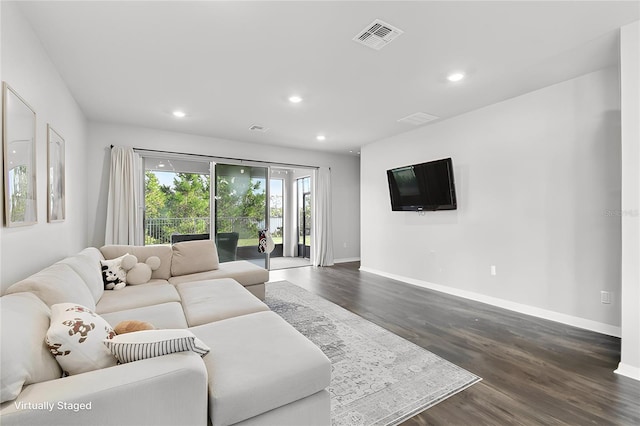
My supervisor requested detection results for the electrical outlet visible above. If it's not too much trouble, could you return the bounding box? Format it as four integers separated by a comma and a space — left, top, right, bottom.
490, 265, 497, 276
601, 291, 611, 304
343, 242, 347, 248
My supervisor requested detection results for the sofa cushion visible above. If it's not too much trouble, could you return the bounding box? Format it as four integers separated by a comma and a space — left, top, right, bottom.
5, 263, 96, 310
104, 329, 210, 363
0, 293, 62, 403
101, 302, 189, 330
168, 260, 268, 287
190, 311, 331, 426
58, 248, 105, 302
176, 278, 269, 326
232, 391, 330, 426
100, 245, 172, 280
171, 240, 220, 276
45, 303, 117, 375
95, 282, 179, 314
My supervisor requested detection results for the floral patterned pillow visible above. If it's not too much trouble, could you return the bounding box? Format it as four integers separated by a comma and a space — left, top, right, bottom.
45, 303, 117, 375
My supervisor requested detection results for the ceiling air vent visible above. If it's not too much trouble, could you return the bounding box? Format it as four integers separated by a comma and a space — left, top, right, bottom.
397, 112, 439, 126
353, 19, 403, 50
249, 124, 268, 132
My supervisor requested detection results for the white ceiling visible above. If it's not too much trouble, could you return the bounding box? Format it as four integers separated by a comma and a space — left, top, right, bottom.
16, 1, 640, 155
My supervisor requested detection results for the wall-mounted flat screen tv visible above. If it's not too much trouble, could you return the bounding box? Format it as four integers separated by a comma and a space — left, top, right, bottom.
387, 158, 457, 211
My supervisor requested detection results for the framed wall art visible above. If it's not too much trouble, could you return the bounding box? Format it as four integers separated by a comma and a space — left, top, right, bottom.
2, 82, 37, 227
47, 125, 65, 222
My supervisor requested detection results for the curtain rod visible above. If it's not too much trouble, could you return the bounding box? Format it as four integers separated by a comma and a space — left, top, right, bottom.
109, 145, 322, 170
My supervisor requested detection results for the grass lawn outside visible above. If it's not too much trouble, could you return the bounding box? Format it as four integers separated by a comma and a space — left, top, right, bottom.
238, 236, 283, 247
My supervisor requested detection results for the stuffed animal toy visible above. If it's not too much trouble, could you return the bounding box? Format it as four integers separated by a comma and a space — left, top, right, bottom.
101, 254, 137, 290
114, 320, 155, 335
125, 255, 161, 285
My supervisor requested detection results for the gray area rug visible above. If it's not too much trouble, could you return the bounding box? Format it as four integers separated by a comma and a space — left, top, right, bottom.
265, 281, 481, 426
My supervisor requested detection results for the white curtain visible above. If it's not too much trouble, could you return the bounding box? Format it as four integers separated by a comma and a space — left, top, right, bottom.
311, 166, 334, 266
105, 146, 142, 245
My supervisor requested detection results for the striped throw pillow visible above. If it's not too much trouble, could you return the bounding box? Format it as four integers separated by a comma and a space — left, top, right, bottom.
104, 329, 209, 364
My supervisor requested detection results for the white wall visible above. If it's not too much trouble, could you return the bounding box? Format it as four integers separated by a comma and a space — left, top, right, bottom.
0, 2, 88, 293
86, 122, 360, 262
616, 21, 640, 380
361, 67, 623, 335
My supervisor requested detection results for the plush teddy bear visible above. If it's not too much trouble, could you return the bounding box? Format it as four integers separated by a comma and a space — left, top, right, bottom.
124, 255, 161, 285
114, 320, 155, 335
101, 254, 137, 290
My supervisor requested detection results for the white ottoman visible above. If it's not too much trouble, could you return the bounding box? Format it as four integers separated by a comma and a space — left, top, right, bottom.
190, 311, 331, 426
176, 278, 269, 326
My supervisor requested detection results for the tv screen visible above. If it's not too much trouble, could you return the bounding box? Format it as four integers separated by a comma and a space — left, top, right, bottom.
387, 158, 457, 211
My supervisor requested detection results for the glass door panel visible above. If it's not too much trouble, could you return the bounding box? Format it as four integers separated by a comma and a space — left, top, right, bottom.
297, 176, 311, 259
269, 178, 284, 258
143, 157, 211, 245
214, 164, 268, 268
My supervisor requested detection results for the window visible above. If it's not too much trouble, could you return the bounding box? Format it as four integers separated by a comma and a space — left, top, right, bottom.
144, 157, 211, 245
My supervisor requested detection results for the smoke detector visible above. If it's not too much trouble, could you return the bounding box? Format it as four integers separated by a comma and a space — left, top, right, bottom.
353, 19, 403, 50
397, 112, 439, 126
249, 124, 268, 132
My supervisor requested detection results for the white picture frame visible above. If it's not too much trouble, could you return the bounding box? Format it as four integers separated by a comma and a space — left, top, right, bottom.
2, 82, 37, 227
47, 125, 65, 222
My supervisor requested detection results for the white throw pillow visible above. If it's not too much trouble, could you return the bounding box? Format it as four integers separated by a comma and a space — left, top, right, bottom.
1, 293, 62, 403
171, 240, 219, 276
104, 329, 210, 364
45, 303, 117, 375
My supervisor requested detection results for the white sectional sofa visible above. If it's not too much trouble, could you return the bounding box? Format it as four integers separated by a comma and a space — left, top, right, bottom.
0, 241, 331, 426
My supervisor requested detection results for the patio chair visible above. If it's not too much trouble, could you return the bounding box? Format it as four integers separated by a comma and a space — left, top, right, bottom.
170, 233, 210, 244
216, 232, 239, 263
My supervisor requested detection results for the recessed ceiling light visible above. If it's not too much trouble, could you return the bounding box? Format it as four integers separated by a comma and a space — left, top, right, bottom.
447, 72, 465, 82
172, 110, 186, 118
288, 95, 303, 104
316, 135, 326, 141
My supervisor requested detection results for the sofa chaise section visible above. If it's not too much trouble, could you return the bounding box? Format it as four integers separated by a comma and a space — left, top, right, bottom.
191, 311, 331, 426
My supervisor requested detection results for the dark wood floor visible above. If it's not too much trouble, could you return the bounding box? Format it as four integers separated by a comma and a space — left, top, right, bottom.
269, 262, 640, 426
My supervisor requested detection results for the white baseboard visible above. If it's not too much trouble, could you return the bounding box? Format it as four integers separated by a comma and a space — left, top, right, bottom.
614, 363, 640, 381
359, 266, 621, 338
334, 257, 361, 264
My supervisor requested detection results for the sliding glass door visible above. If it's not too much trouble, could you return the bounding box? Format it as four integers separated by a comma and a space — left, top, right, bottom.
297, 176, 311, 259
142, 153, 315, 271
214, 164, 268, 268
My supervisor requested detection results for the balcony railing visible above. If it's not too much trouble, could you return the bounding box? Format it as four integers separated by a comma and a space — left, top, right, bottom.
145, 217, 283, 245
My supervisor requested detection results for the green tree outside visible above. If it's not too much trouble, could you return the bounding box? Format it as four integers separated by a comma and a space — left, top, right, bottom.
215, 176, 265, 240
145, 171, 266, 245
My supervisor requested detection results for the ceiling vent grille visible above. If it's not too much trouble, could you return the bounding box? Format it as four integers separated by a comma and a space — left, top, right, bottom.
353, 19, 403, 50
249, 124, 268, 132
397, 112, 439, 126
